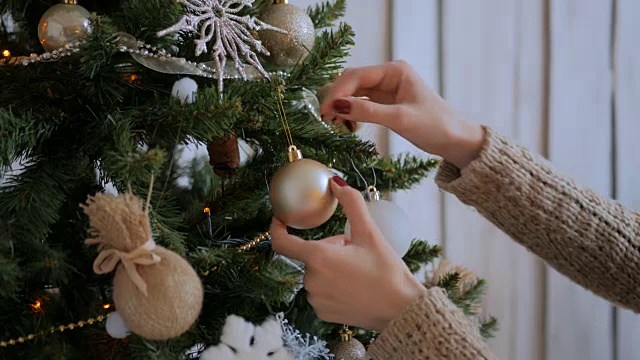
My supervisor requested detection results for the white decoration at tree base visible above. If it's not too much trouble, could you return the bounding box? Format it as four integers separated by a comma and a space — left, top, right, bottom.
277, 313, 333, 360
105, 311, 131, 339
181, 343, 205, 359
199, 313, 334, 360
200, 315, 293, 360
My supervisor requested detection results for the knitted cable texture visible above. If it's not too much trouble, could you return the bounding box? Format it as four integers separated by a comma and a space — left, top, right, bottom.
369, 126, 640, 359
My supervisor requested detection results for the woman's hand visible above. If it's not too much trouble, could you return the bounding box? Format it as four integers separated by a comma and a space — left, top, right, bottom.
320, 60, 485, 168
270, 176, 426, 332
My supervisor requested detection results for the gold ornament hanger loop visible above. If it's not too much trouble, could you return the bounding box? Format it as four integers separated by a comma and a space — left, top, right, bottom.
287, 145, 303, 162
366, 185, 381, 202
276, 85, 295, 148
350, 158, 379, 200
339, 325, 355, 342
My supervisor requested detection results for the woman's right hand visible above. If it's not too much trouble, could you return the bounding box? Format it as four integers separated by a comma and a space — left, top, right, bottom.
320, 61, 485, 169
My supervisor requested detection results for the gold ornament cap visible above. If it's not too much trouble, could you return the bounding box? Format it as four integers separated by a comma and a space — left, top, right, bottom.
287, 145, 303, 163
339, 326, 354, 342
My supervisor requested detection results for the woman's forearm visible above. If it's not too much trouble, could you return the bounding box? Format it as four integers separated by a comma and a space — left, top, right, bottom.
368, 287, 496, 360
436, 126, 640, 312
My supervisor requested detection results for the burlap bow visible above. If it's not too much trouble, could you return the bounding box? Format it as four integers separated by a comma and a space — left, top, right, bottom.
92, 239, 161, 297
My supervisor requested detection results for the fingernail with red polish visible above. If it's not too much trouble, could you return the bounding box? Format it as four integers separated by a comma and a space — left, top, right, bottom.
333, 99, 351, 114
331, 176, 348, 187
345, 120, 356, 132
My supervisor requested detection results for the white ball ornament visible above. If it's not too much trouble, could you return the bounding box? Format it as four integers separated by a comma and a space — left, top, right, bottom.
345, 186, 412, 257
105, 311, 131, 339
171, 77, 198, 104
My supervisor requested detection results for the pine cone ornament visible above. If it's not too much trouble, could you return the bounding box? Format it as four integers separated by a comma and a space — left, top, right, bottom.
208, 134, 241, 178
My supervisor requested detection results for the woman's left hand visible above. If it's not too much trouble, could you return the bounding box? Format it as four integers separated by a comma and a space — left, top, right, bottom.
270, 176, 426, 332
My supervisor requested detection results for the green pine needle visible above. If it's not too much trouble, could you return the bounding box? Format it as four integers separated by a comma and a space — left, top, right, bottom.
307, 0, 347, 28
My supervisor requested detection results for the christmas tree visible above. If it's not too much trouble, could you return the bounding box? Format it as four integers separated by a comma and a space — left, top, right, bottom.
0, 0, 496, 358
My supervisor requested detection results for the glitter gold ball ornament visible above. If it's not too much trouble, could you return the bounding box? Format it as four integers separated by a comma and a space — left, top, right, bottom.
259, 0, 316, 66
269, 145, 337, 229
38, 0, 92, 52
345, 186, 412, 257
329, 327, 367, 360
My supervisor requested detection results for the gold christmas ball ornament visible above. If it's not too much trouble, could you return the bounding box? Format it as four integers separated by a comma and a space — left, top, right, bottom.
329, 327, 367, 360
269, 145, 338, 229
259, 0, 316, 66
38, 0, 92, 52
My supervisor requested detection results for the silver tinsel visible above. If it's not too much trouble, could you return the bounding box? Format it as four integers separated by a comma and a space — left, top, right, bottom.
157, 0, 287, 92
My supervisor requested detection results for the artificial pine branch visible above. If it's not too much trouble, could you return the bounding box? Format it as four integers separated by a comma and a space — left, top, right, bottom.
117, 0, 182, 47
453, 279, 489, 316
307, 0, 347, 29
0, 256, 21, 298
403, 240, 442, 273
99, 124, 167, 186
480, 316, 498, 339
436, 272, 461, 294
0, 108, 56, 171
340, 154, 440, 193
0, 159, 70, 250
289, 23, 355, 89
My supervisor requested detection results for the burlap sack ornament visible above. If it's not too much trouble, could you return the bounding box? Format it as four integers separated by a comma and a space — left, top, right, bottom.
81, 192, 203, 340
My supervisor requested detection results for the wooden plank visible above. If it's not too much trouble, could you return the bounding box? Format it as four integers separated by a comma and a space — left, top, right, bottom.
341, 0, 392, 153
547, 0, 614, 359
388, 0, 442, 248
441, 1, 544, 358
510, 1, 546, 359
614, 0, 640, 358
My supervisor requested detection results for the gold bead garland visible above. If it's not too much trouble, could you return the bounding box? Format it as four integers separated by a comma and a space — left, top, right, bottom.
0, 314, 109, 348
2, 232, 272, 347
238, 232, 270, 252
200, 232, 271, 276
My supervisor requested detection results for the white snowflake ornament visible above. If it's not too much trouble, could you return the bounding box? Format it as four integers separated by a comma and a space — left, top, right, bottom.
200, 315, 293, 360
157, 0, 287, 92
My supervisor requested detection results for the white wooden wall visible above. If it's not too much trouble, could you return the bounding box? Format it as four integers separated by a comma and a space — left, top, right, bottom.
294, 0, 640, 359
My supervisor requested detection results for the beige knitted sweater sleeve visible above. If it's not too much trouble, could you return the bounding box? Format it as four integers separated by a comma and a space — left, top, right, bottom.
368, 126, 640, 359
